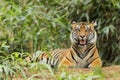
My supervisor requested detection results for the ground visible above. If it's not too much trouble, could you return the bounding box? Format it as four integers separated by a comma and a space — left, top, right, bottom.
102, 65, 120, 80
13, 65, 120, 80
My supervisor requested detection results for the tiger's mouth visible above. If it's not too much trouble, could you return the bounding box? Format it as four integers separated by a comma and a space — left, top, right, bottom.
78, 39, 87, 46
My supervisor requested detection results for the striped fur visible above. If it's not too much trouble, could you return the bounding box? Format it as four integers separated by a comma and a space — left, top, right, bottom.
28, 21, 102, 68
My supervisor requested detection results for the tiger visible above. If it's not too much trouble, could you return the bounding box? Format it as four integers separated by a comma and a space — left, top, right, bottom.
26, 21, 102, 68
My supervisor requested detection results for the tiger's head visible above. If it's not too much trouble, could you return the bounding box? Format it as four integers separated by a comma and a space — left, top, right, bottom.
70, 21, 97, 47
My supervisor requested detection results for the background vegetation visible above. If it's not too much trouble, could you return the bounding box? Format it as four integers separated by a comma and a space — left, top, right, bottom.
0, 0, 119, 79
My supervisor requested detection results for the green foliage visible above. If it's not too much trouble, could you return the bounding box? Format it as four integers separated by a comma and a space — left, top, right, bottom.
57, 68, 104, 80
0, 52, 27, 80
0, 0, 120, 79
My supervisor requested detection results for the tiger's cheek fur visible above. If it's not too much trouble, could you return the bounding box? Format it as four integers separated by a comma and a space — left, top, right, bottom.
70, 31, 78, 44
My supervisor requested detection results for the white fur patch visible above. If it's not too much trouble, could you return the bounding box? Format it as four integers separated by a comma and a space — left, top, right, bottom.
70, 32, 77, 44
89, 31, 97, 44
39, 57, 47, 64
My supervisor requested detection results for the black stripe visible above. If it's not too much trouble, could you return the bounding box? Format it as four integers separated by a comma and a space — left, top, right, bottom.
50, 65, 55, 68
53, 58, 59, 67
86, 44, 95, 53
36, 54, 41, 61
72, 46, 83, 59
86, 49, 96, 62
55, 60, 59, 68
51, 59, 55, 66
53, 53, 58, 60
54, 51, 62, 59
65, 57, 72, 63
70, 50, 78, 63
51, 57, 60, 68
41, 53, 44, 60
46, 57, 49, 64
52, 52, 61, 65
85, 57, 99, 68
84, 44, 95, 58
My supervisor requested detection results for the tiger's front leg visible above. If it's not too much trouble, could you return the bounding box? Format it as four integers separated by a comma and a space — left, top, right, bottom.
58, 57, 75, 68
88, 58, 102, 68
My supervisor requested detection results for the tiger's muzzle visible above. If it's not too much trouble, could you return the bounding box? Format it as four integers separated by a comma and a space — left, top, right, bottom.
78, 35, 87, 46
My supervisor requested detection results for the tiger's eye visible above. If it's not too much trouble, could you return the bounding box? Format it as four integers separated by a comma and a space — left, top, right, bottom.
74, 29, 80, 32
76, 25, 80, 28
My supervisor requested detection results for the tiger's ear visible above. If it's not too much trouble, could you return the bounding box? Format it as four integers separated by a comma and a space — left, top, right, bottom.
71, 21, 76, 28
92, 21, 97, 26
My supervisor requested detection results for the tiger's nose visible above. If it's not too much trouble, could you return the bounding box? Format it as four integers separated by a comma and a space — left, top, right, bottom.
80, 35, 85, 38
79, 35, 86, 40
